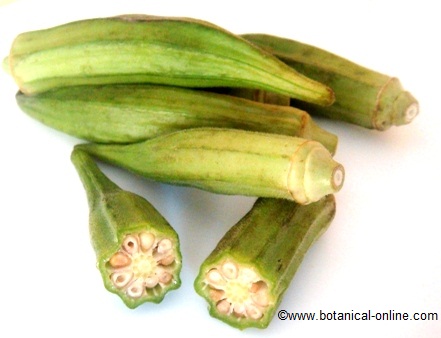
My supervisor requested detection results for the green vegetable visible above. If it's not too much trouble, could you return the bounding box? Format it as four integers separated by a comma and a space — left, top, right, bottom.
75, 128, 344, 205
5, 15, 334, 106
194, 195, 336, 329
243, 33, 419, 130
15, 84, 337, 154
71, 148, 182, 308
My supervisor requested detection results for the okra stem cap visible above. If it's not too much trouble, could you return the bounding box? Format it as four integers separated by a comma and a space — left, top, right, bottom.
288, 141, 344, 204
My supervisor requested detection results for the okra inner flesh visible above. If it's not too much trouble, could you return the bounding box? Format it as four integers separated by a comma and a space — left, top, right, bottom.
107, 231, 178, 299
203, 259, 272, 320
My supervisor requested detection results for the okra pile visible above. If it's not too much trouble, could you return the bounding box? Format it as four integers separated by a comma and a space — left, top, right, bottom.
3, 14, 418, 330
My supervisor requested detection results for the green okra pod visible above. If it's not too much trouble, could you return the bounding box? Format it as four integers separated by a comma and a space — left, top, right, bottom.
75, 128, 344, 205
15, 84, 337, 154
194, 195, 336, 329
5, 15, 334, 106
243, 34, 419, 130
71, 148, 182, 308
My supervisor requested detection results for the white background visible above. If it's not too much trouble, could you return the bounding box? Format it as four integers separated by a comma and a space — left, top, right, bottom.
1, 1, 440, 337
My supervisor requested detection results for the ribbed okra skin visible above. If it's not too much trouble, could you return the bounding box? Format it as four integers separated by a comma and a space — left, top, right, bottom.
243, 34, 419, 130
194, 195, 336, 329
71, 149, 182, 308
6, 15, 334, 106
75, 128, 344, 205
15, 84, 337, 154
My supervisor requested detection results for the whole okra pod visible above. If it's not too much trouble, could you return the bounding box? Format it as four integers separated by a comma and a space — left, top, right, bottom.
15, 84, 337, 154
194, 195, 336, 329
76, 128, 344, 205
243, 34, 419, 130
71, 148, 182, 308
4, 15, 334, 106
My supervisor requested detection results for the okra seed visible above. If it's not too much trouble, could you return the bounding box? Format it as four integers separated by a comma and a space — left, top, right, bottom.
233, 303, 246, 316
216, 300, 231, 315
207, 269, 226, 286
209, 289, 226, 302
158, 271, 173, 284
250, 281, 266, 293
111, 271, 133, 288
109, 252, 132, 268
157, 239, 172, 254
221, 261, 239, 279
246, 304, 263, 320
251, 291, 269, 307
158, 255, 175, 266
123, 235, 139, 255
139, 232, 156, 252
144, 276, 159, 288
127, 280, 144, 298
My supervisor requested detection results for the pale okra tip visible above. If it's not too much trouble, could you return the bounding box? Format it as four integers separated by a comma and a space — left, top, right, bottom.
71, 148, 182, 308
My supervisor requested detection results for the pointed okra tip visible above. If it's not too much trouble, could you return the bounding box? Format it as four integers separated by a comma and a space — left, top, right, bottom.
102, 230, 182, 308
195, 259, 274, 329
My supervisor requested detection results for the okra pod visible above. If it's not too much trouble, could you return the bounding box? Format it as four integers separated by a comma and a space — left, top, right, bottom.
71, 148, 182, 308
15, 84, 337, 154
194, 195, 336, 329
5, 15, 334, 106
75, 128, 344, 205
243, 34, 419, 130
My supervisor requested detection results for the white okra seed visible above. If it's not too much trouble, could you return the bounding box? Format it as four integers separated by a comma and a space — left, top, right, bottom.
158, 271, 173, 284
246, 304, 263, 320
251, 291, 269, 307
122, 235, 139, 255
207, 269, 226, 286
144, 276, 159, 288
127, 280, 144, 298
216, 300, 231, 315
139, 232, 155, 252
221, 261, 239, 279
209, 289, 225, 302
111, 271, 133, 288
158, 254, 175, 266
157, 239, 172, 254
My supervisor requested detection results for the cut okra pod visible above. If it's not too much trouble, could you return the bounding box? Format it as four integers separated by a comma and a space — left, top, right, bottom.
194, 195, 336, 329
76, 128, 344, 205
243, 34, 419, 130
15, 84, 337, 154
71, 149, 182, 308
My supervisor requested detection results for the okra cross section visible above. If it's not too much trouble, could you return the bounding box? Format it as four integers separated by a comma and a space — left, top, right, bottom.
76, 128, 344, 205
194, 196, 336, 329
107, 232, 178, 300
71, 149, 182, 308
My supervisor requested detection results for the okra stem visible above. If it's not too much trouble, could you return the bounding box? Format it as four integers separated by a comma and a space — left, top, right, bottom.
71, 149, 182, 308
